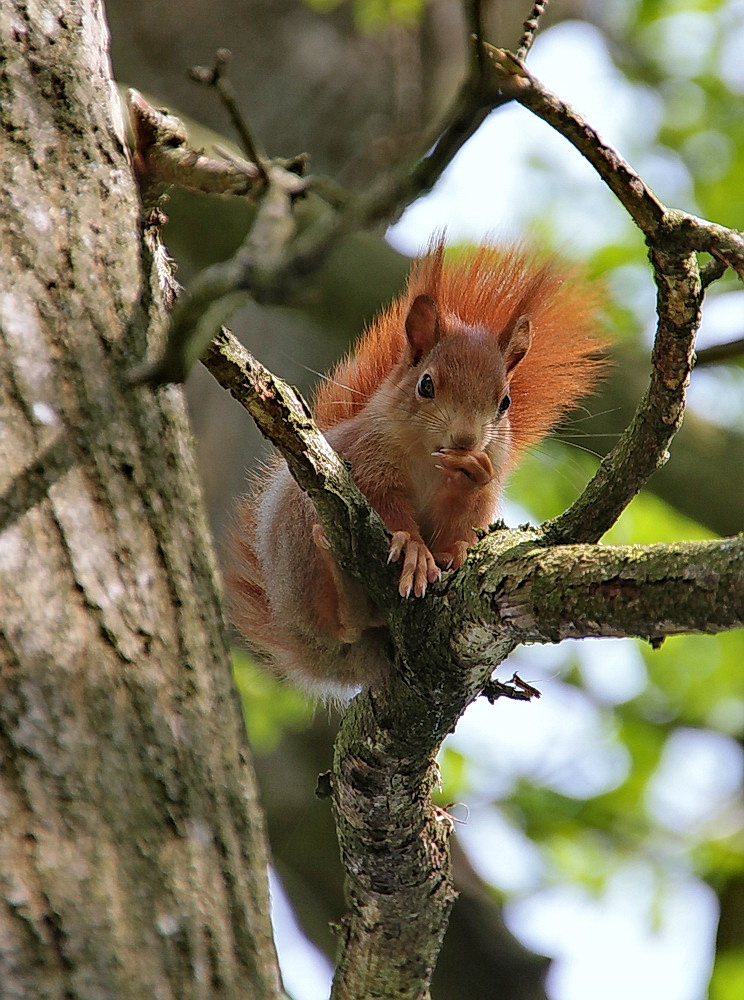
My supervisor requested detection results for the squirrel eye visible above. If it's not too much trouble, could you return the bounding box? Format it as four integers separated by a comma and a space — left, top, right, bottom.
417, 373, 435, 399
498, 393, 511, 415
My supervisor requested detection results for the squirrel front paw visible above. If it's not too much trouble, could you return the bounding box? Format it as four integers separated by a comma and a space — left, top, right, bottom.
432, 540, 470, 571
388, 531, 441, 598
434, 448, 494, 487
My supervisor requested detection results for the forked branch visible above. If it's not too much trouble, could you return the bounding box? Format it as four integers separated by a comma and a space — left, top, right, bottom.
482, 47, 744, 544
128, 7, 744, 1000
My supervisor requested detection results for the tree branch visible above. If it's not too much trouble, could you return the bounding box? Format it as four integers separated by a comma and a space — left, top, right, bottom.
128, 89, 263, 197
516, 1, 552, 61
129, 16, 744, 1000
128, 92, 308, 385
481, 50, 744, 545
200, 329, 398, 612
695, 336, 744, 366
483, 47, 667, 235
476, 533, 744, 642
127, 14, 516, 386
545, 244, 701, 543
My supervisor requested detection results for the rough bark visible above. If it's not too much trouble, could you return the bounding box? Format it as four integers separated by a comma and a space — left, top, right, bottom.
36, 3, 741, 997
254, 713, 550, 1000
198, 313, 743, 1000
0, 3, 281, 998
475, 534, 744, 641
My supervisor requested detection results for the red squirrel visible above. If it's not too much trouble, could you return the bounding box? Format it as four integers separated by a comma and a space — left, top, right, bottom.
230, 240, 605, 695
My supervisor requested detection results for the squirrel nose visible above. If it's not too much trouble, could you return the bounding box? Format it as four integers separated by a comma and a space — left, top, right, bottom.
449, 432, 478, 451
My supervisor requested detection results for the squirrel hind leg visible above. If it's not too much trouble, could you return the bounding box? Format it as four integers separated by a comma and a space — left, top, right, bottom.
312, 524, 384, 642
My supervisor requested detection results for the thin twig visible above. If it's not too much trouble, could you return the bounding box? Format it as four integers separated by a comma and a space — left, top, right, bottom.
128, 90, 261, 197
465, 0, 487, 74
516, 1, 551, 60
189, 48, 269, 185
695, 336, 744, 366
485, 45, 666, 237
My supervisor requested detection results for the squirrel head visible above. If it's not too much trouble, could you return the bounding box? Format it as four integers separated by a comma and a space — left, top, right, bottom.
313, 240, 606, 458
386, 293, 533, 455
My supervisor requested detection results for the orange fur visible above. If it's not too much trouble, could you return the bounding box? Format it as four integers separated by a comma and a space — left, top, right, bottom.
314, 239, 606, 454
230, 239, 607, 695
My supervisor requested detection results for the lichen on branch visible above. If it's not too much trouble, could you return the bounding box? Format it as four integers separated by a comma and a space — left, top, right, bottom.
126, 9, 744, 1000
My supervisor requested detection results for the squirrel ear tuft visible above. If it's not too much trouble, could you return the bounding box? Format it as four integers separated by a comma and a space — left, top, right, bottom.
405, 295, 439, 363
502, 315, 532, 374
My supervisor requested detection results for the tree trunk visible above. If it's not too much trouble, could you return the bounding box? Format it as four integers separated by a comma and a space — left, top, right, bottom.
0, 3, 281, 997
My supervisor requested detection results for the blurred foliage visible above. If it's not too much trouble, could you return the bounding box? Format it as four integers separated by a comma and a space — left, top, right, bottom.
303, 0, 428, 31
232, 650, 315, 753
711, 953, 744, 1000
604, 0, 744, 229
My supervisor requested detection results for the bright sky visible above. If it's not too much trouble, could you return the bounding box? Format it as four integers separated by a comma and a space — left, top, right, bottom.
270, 14, 742, 1000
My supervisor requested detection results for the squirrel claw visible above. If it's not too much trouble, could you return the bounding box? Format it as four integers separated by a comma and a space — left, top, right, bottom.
433, 541, 470, 571
387, 533, 406, 564
312, 523, 331, 550
389, 531, 438, 598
